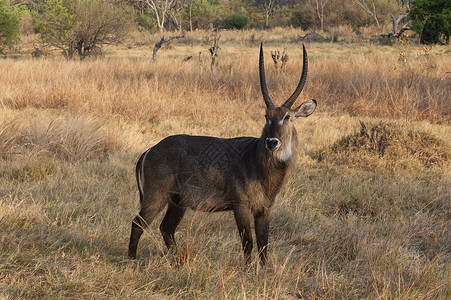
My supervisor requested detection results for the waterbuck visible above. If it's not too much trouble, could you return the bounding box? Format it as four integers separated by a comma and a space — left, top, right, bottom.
128, 43, 317, 264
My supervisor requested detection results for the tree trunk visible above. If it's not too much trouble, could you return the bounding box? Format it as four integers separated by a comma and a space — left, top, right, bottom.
353, 0, 380, 29
189, 0, 193, 32
152, 35, 185, 60
210, 29, 220, 72
307, 0, 329, 32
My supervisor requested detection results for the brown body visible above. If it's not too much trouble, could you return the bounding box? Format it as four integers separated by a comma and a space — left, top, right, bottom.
128, 44, 317, 264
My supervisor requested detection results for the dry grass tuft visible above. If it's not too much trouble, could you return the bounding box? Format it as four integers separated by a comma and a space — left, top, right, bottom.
0, 110, 133, 161
313, 121, 450, 169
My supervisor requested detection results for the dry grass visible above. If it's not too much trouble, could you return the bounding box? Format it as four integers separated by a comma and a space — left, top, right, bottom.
2, 31, 451, 124
314, 120, 450, 169
1, 30, 450, 299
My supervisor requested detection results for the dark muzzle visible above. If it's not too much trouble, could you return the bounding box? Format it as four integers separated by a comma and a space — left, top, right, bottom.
265, 138, 281, 151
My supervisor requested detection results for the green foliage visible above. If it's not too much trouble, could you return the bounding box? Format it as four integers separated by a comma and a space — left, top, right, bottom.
183, 0, 227, 30
135, 11, 156, 31
409, 0, 451, 44
288, 9, 315, 30
0, 0, 21, 53
223, 13, 248, 29
36, 0, 132, 59
288, 0, 403, 31
36, 0, 77, 51
227, 0, 262, 27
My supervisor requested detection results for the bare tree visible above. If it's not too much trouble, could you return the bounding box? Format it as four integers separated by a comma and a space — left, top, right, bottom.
209, 29, 220, 71
271, 48, 288, 72
137, 0, 187, 33
352, 0, 380, 29
152, 34, 184, 60
166, 0, 187, 31
141, 0, 171, 34
306, 0, 330, 32
264, 0, 276, 28
390, 12, 410, 37
389, 0, 411, 37
397, 0, 411, 11
188, 0, 193, 31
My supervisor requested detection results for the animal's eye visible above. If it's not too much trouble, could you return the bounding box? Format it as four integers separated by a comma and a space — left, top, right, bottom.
265, 115, 271, 125
284, 114, 290, 121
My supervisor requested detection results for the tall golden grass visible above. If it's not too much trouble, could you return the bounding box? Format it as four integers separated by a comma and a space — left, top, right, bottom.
0, 30, 450, 298
2, 40, 450, 123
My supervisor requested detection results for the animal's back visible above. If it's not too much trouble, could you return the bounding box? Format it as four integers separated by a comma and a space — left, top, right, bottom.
152, 134, 258, 171
146, 135, 260, 211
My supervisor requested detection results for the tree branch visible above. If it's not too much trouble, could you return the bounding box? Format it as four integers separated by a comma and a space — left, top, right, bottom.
152, 34, 184, 60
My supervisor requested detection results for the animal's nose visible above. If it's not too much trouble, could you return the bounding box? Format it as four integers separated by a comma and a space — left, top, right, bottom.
265, 138, 281, 151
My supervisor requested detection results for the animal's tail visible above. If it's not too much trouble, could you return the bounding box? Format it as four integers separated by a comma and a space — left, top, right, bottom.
136, 148, 152, 203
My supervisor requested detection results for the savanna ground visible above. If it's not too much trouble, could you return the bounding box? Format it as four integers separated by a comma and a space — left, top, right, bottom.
0, 28, 450, 299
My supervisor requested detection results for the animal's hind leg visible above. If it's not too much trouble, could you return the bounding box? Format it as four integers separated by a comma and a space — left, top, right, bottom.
128, 212, 146, 259
160, 196, 186, 250
128, 198, 167, 259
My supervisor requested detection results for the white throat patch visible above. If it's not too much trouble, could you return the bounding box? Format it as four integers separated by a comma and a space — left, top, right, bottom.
275, 146, 292, 162
275, 131, 293, 162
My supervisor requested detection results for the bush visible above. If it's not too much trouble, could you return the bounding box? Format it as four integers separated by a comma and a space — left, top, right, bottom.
0, 0, 21, 53
288, 9, 315, 30
223, 13, 248, 29
409, 0, 451, 44
36, 0, 133, 59
135, 11, 156, 31
183, 0, 226, 30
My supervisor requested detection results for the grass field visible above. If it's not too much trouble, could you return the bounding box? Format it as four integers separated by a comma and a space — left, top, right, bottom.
1, 29, 450, 299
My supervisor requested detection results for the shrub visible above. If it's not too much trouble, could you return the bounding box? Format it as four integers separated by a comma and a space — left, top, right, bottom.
223, 13, 248, 29
288, 10, 315, 30
135, 11, 156, 31
313, 122, 450, 169
36, 0, 133, 59
0, 0, 21, 53
183, 0, 226, 30
409, 0, 451, 44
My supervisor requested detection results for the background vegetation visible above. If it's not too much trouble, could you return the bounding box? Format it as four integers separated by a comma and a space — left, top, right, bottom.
0, 0, 450, 299
0, 0, 449, 59
0, 0, 21, 53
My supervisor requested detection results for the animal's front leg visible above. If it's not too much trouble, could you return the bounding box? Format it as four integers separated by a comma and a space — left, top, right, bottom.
233, 206, 253, 263
254, 209, 271, 265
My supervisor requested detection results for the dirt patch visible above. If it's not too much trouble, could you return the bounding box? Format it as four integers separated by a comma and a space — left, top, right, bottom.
313, 121, 450, 169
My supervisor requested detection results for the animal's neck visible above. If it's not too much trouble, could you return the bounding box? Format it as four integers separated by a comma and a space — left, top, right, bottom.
254, 129, 298, 200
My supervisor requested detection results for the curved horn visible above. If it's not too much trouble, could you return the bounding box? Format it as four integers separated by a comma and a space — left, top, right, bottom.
259, 43, 274, 108
282, 44, 308, 108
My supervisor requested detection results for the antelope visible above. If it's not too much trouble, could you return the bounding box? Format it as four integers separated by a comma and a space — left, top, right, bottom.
128, 43, 317, 264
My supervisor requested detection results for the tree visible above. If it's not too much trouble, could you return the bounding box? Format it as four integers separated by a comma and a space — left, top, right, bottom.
140, 0, 173, 34
188, 0, 193, 31
223, 13, 248, 29
395, 0, 410, 11
182, 0, 225, 30
409, 0, 451, 44
306, 0, 330, 32
352, 0, 380, 28
0, 0, 21, 53
37, 0, 132, 59
263, 0, 275, 27
138, 0, 187, 33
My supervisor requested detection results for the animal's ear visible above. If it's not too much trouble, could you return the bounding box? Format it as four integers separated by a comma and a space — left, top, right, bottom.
294, 99, 317, 118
